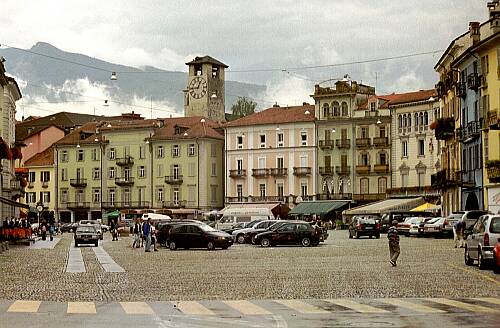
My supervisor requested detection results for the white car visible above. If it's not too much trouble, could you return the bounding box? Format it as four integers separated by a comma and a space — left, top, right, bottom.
408, 217, 425, 236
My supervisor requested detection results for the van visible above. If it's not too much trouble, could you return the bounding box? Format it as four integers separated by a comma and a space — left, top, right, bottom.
141, 213, 172, 224
217, 208, 273, 230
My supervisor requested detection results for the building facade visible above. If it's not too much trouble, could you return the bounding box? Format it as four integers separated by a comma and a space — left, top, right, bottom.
23, 147, 55, 218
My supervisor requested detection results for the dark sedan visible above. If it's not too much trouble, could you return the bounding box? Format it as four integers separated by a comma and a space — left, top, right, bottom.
254, 222, 321, 247
168, 223, 233, 250
156, 220, 206, 246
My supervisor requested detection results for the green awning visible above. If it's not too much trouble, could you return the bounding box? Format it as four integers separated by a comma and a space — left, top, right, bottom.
289, 201, 349, 218
106, 210, 120, 219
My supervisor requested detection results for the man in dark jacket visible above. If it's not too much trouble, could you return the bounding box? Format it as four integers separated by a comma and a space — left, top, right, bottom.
387, 220, 400, 267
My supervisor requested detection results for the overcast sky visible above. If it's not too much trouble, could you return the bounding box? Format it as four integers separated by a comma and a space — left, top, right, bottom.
0, 0, 490, 115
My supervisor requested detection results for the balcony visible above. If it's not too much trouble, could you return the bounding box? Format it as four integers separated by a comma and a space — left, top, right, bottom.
457, 120, 481, 142
355, 165, 371, 175
431, 169, 461, 189
226, 196, 249, 203
252, 168, 270, 177
42, 181, 49, 188
386, 187, 440, 198
229, 169, 247, 178
252, 196, 287, 202
373, 164, 389, 174
335, 166, 351, 175
116, 156, 134, 167
487, 167, 500, 182
27, 181, 34, 189
373, 137, 389, 148
336, 139, 350, 149
115, 177, 134, 186
270, 168, 288, 177
163, 200, 187, 208
480, 75, 488, 89
319, 166, 335, 176
66, 202, 90, 209
487, 110, 499, 130
467, 73, 480, 90
455, 81, 466, 98
70, 178, 87, 188
317, 193, 352, 200
356, 138, 371, 149
318, 139, 334, 150
293, 167, 312, 176
102, 201, 150, 209
433, 117, 455, 140
165, 175, 183, 184
352, 194, 386, 202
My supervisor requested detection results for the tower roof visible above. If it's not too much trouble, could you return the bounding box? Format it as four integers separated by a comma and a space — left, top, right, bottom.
185, 56, 228, 68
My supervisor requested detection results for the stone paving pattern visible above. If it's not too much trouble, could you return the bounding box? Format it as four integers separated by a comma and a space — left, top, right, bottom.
0, 231, 498, 302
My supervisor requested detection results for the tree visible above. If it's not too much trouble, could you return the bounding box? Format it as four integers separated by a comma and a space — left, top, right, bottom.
231, 97, 257, 118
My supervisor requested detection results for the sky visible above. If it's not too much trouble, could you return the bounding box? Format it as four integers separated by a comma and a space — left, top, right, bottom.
0, 0, 490, 117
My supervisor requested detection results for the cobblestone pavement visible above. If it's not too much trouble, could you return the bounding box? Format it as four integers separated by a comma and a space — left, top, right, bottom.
0, 231, 498, 302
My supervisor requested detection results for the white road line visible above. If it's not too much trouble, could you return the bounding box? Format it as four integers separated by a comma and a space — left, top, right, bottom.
426, 298, 499, 313
7, 301, 42, 313
326, 299, 389, 313
174, 301, 215, 315
472, 297, 500, 306
274, 300, 329, 314
120, 302, 155, 315
223, 300, 272, 315
92, 246, 125, 273
67, 302, 96, 314
66, 245, 85, 273
376, 298, 445, 313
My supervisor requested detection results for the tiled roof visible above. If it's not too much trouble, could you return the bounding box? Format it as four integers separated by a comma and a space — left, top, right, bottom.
185, 56, 228, 68
24, 146, 54, 166
358, 89, 437, 110
151, 117, 223, 141
224, 105, 315, 128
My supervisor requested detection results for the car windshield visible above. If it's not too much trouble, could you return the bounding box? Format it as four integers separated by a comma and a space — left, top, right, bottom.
247, 220, 262, 228
77, 226, 96, 233
360, 218, 376, 224
200, 225, 217, 232
404, 217, 414, 223
269, 222, 286, 230
426, 218, 440, 224
490, 217, 500, 233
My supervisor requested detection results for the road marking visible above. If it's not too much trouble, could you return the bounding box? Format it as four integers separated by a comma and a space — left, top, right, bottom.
376, 298, 445, 313
174, 301, 215, 316
7, 301, 42, 313
426, 298, 499, 313
66, 245, 85, 273
92, 246, 125, 273
326, 299, 389, 313
120, 302, 155, 315
223, 300, 272, 315
67, 302, 96, 314
472, 297, 500, 306
446, 262, 500, 286
274, 300, 329, 314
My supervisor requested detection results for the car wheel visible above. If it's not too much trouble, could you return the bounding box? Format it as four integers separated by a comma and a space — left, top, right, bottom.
169, 241, 177, 251
301, 237, 311, 247
478, 249, 487, 270
236, 234, 245, 244
207, 241, 215, 250
251, 235, 257, 245
261, 238, 270, 247
464, 246, 474, 266
221, 245, 229, 250
376, 234, 380, 239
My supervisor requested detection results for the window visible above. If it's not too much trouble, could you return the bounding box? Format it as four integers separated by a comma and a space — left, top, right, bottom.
378, 178, 387, 194
138, 188, 145, 205
61, 168, 68, 181
259, 184, 266, 198
485, 133, 489, 162
123, 188, 131, 205
402, 173, 408, 188
332, 101, 340, 116
109, 167, 115, 179
92, 168, 100, 180
277, 183, 284, 200
76, 190, 85, 203
237, 136, 243, 149
28, 172, 35, 183
188, 163, 195, 177
93, 189, 100, 203
379, 126, 386, 138
360, 178, 369, 194
301, 132, 307, 146
370, 102, 376, 111
139, 166, 146, 178
260, 134, 266, 148
211, 162, 217, 176
40, 171, 50, 182
341, 102, 348, 116
157, 188, 164, 202
211, 185, 217, 203
188, 144, 195, 156
277, 133, 284, 147
361, 127, 368, 138
258, 157, 265, 169
157, 145, 164, 158
402, 140, 408, 158
237, 184, 243, 201
27, 192, 36, 204
418, 172, 425, 187
109, 148, 115, 160
157, 164, 164, 177
301, 183, 307, 197
61, 150, 68, 162
418, 139, 425, 156
212, 65, 219, 78
323, 103, 329, 118
173, 188, 179, 204
236, 159, 243, 174
139, 145, 145, 159
91, 148, 99, 161
172, 145, 179, 157
77, 150, 84, 161
109, 189, 115, 205
379, 153, 386, 165
210, 143, 216, 157
360, 153, 369, 166
277, 157, 284, 169
188, 185, 196, 203
60, 190, 67, 203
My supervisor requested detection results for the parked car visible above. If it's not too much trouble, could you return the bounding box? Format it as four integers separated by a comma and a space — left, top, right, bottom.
74, 225, 99, 247
465, 214, 500, 269
232, 220, 279, 244
167, 223, 233, 250
156, 220, 207, 246
78, 220, 103, 240
460, 210, 490, 236
397, 217, 416, 236
248, 221, 292, 244
493, 243, 500, 274
100, 224, 110, 232
423, 217, 451, 237
60, 223, 78, 233
221, 222, 249, 234
348, 216, 380, 239
254, 222, 321, 247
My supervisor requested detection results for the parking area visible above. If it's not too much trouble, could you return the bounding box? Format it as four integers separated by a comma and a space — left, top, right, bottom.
0, 230, 498, 302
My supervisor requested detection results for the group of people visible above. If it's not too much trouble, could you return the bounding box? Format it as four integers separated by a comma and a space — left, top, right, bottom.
131, 218, 158, 252
1, 217, 33, 240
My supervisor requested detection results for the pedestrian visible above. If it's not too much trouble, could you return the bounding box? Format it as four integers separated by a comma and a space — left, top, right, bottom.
387, 220, 400, 267
110, 220, 118, 241
143, 218, 152, 252
151, 224, 158, 252
49, 223, 55, 241
132, 219, 141, 249
454, 220, 466, 248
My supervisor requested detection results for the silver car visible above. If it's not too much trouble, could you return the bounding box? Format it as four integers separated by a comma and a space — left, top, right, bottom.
465, 214, 500, 269
74, 225, 99, 247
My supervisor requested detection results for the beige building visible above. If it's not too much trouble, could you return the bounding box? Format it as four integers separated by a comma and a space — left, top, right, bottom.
224, 105, 316, 208
23, 147, 55, 216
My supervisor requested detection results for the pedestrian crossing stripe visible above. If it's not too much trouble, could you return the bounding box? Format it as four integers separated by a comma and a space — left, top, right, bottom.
7, 301, 41, 313
326, 299, 389, 313
376, 298, 445, 314
274, 300, 330, 314
67, 302, 96, 314
425, 298, 499, 313
472, 297, 500, 306
223, 300, 272, 315
120, 302, 155, 315
175, 301, 215, 315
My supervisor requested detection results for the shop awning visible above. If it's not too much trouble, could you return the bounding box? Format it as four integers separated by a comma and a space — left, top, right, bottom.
410, 202, 440, 212
218, 203, 282, 216
0, 196, 29, 209
289, 200, 350, 218
343, 197, 425, 216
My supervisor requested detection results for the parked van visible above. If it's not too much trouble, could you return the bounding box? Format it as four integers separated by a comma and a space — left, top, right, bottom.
141, 213, 172, 224
217, 208, 273, 230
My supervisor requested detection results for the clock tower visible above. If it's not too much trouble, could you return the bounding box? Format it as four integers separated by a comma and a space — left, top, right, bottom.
184, 56, 228, 121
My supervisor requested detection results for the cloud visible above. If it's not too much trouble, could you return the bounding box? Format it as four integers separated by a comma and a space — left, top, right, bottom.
256, 75, 313, 109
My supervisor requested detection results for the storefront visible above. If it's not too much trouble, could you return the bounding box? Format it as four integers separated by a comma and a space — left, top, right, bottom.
487, 186, 500, 214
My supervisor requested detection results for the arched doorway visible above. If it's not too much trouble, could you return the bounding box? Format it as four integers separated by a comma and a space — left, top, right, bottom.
465, 192, 479, 211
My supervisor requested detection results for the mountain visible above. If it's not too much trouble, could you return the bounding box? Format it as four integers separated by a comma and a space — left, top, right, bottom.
0, 42, 266, 117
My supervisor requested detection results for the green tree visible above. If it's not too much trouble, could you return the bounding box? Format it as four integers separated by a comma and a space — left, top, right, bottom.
231, 97, 257, 118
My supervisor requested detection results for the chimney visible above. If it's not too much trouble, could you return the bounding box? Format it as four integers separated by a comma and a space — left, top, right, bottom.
469, 22, 480, 45
273, 102, 280, 107
302, 102, 310, 106
488, 1, 500, 33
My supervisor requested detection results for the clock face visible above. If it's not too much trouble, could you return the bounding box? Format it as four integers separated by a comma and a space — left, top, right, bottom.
188, 77, 207, 99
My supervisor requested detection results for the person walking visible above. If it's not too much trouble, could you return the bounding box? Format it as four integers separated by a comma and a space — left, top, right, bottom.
143, 218, 152, 252
455, 220, 466, 248
151, 224, 158, 252
132, 219, 141, 249
387, 220, 400, 267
